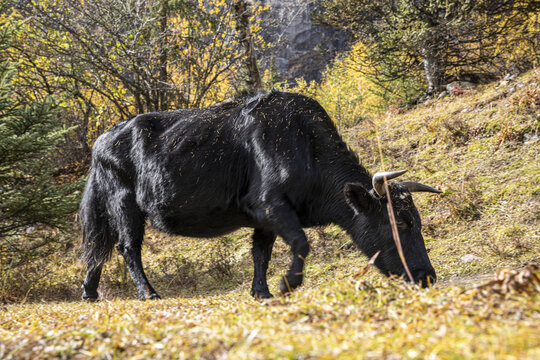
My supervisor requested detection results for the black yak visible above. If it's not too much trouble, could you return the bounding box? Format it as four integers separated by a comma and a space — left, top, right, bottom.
80, 90, 441, 300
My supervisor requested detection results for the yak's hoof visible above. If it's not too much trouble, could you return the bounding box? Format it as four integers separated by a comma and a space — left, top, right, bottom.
251, 290, 274, 299
139, 293, 161, 301
279, 274, 303, 295
82, 294, 99, 302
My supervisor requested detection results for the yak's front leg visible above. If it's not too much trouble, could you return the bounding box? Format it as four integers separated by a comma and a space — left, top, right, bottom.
250, 228, 276, 299
252, 201, 310, 295
279, 226, 310, 294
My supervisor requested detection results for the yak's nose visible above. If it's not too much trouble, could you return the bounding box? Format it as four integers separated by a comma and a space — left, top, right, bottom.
414, 270, 437, 288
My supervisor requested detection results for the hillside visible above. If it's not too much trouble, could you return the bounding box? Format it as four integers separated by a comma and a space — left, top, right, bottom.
1, 71, 539, 359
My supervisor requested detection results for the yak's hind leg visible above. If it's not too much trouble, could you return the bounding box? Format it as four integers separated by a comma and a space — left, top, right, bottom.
250, 228, 276, 299
82, 264, 103, 300
116, 241, 160, 300
112, 193, 160, 300
102, 169, 159, 300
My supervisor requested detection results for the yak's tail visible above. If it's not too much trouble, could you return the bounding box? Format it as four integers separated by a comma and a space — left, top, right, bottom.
79, 166, 117, 269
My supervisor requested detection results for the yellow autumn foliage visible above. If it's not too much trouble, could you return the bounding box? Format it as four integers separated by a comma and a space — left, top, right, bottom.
276, 42, 389, 129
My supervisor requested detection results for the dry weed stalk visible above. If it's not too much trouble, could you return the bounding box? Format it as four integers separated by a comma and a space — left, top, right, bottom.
353, 250, 381, 280
375, 121, 414, 283
469, 262, 540, 297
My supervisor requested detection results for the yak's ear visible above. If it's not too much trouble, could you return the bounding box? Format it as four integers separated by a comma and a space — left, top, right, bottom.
344, 183, 378, 214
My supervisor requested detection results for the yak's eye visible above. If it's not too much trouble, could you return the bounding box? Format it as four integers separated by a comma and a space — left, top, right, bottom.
395, 220, 408, 229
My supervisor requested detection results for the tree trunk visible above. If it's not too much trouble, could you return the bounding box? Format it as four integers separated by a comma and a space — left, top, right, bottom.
422, 46, 444, 95
232, 0, 262, 92
158, 0, 169, 110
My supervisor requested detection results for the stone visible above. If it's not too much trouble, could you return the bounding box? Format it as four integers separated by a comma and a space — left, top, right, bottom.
446, 81, 476, 94
504, 73, 518, 80
438, 90, 448, 98
523, 133, 538, 143
461, 254, 482, 263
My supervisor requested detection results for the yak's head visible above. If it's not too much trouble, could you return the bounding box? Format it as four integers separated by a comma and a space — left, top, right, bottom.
344, 170, 441, 287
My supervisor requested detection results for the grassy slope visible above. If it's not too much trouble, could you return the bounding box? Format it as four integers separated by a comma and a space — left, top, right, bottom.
1, 71, 539, 359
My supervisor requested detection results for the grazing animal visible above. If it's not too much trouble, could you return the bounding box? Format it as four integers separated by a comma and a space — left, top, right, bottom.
80, 90, 441, 300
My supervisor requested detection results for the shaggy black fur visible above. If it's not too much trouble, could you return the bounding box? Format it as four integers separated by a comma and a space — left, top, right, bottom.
80, 90, 436, 300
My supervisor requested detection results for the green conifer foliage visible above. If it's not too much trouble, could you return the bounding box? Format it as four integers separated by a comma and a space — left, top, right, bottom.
0, 12, 82, 269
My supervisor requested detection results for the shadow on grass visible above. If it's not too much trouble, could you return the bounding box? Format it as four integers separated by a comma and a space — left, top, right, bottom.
6, 253, 256, 305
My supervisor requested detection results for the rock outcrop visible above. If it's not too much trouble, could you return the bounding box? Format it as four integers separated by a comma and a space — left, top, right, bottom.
257, 0, 347, 82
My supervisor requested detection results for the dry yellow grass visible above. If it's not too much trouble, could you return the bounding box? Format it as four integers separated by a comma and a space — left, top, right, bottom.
1, 276, 539, 359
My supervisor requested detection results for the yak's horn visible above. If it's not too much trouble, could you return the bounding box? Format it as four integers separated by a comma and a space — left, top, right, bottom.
400, 181, 443, 194
372, 170, 408, 196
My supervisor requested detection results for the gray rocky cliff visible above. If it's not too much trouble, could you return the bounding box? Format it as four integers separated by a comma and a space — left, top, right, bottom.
257, 0, 347, 83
